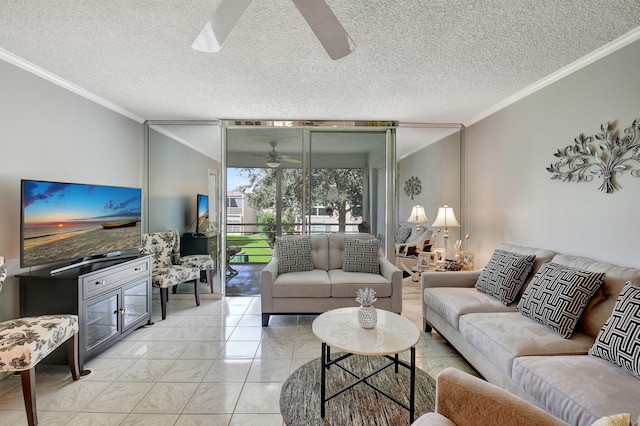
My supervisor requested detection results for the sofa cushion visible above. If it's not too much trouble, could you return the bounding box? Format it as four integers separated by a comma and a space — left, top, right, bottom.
459, 312, 595, 379
475, 249, 536, 305
275, 235, 314, 274
424, 287, 517, 330
591, 414, 633, 426
272, 269, 331, 298
589, 281, 640, 378
328, 233, 376, 270
342, 237, 380, 274
497, 243, 557, 292
310, 234, 330, 271
512, 355, 640, 426
396, 225, 412, 244
551, 254, 640, 338
517, 261, 605, 338
328, 269, 392, 298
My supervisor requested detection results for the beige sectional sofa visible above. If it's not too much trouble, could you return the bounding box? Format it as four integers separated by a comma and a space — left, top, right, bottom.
422, 243, 640, 425
261, 233, 402, 326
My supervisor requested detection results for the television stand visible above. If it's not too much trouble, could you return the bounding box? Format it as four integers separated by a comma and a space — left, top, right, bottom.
17, 255, 152, 372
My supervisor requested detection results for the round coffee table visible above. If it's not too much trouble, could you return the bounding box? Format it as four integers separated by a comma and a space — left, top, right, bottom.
312, 307, 421, 423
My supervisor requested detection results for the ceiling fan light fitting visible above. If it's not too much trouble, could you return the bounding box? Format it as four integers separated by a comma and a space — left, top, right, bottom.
266, 160, 281, 168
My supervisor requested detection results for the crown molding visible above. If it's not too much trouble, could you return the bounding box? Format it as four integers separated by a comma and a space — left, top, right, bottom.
0, 48, 145, 123
465, 26, 640, 127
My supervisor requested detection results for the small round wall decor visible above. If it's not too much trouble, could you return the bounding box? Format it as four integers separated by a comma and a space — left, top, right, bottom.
404, 176, 422, 200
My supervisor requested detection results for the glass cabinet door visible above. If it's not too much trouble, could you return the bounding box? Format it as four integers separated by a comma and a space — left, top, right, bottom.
123, 280, 149, 330
84, 291, 119, 352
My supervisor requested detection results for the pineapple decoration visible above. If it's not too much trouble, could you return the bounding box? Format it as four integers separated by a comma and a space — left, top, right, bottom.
356, 288, 378, 329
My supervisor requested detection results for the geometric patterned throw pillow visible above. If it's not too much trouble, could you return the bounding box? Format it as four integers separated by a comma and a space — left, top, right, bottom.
343, 237, 380, 274
589, 281, 640, 378
475, 249, 536, 305
395, 225, 412, 244
275, 235, 314, 275
517, 261, 605, 338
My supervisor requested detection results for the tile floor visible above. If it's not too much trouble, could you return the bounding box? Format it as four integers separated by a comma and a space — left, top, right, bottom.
0, 278, 477, 426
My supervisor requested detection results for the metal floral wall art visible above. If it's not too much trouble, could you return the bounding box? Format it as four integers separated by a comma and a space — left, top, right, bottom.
547, 118, 640, 193
404, 176, 422, 200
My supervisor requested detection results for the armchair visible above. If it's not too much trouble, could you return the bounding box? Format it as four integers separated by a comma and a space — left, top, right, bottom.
0, 256, 82, 426
139, 231, 201, 320
395, 223, 433, 257
412, 368, 568, 426
169, 229, 216, 293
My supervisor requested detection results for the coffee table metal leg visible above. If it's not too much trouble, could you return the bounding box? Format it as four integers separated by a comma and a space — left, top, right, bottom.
321, 342, 327, 418
410, 346, 416, 423
394, 353, 399, 373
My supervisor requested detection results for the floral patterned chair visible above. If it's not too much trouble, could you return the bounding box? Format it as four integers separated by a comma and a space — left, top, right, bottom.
139, 231, 201, 320
0, 256, 81, 426
169, 229, 216, 293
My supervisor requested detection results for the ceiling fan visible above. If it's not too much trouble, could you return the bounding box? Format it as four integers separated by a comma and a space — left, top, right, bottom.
192, 0, 356, 60
254, 141, 302, 168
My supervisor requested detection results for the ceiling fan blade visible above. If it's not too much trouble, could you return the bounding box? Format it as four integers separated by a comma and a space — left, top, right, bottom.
192, 0, 254, 53
291, 0, 356, 60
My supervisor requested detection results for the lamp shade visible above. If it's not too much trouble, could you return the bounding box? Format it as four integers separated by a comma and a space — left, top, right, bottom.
431, 204, 460, 228
407, 205, 428, 224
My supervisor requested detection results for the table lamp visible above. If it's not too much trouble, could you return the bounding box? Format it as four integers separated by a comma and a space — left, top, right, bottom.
407, 205, 428, 231
431, 204, 460, 259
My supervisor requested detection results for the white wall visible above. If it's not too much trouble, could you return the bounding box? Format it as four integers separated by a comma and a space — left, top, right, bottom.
400, 38, 640, 270
466, 38, 640, 268
0, 60, 143, 321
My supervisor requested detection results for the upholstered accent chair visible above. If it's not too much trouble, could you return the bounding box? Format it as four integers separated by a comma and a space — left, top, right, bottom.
0, 256, 81, 426
411, 367, 567, 425
139, 231, 201, 320
169, 229, 216, 293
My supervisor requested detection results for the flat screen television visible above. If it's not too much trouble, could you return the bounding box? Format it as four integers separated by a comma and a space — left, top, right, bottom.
195, 193, 209, 235
21, 179, 142, 273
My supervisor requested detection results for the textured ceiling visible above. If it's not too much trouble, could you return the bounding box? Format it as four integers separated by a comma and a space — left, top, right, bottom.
2, 1, 640, 153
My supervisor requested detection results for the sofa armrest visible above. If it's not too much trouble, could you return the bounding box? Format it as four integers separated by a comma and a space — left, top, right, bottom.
379, 255, 403, 313
421, 270, 481, 289
417, 367, 568, 426
260, 258, 279, 313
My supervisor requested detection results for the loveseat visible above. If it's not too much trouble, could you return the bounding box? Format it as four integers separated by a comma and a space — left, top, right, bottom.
422, 243, 640, 425
261, 233, 402, 326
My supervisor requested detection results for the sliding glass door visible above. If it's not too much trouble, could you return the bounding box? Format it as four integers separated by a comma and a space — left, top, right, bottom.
307, 129, 387, 238
224, 123, 395, 276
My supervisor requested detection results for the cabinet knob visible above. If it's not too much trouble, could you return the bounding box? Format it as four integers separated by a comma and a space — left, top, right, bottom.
134, 267, 141, 272
95, 280, 106, 286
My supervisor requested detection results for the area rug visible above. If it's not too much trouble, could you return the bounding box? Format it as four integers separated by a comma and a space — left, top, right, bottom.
280, 354, 435, 426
